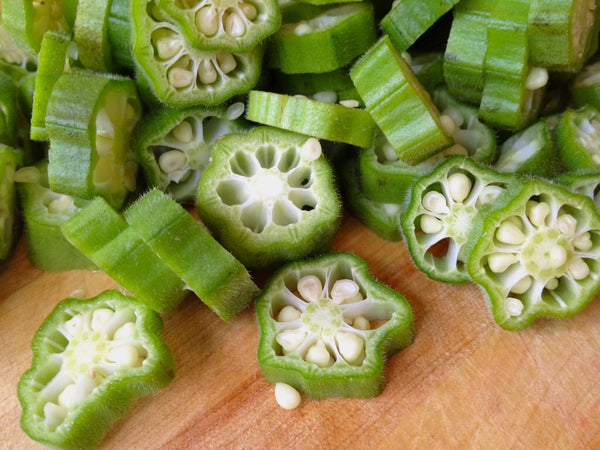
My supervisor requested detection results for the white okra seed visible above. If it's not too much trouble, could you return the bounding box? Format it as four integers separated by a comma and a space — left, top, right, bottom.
549, 245, 568, 268
297, 275, 322, 302
113, 321, 137, 340
526, 201, 550, 228
91, 308, 114, 332
420, 214, 443, 234
447, 172, 471, 203
276, 329, 306, 353
225, 12, 245, 37
487, 253, 518, 273
442, 144, 468, 156
546, 278, 559, 290
557, 214, 577, 236
240, 2, 258, 20
274, 383, 301, 410
294, 21, 313, 35
14, 166, 41, 183
196, 6, 219, 37
572, 232, 593, 251
168, 67, 194, 88
198, 59, 218, 85
569, 257, 590, 280
107, 345, 142, 367
505, 297, 524, 316
300, 138, 322, 162
158, 150, 187, 173
156, 36, 182, 60
511, 275, 533, 294
525, 67, 549, 91
330, 279, 362, 304
476, 185, 503, 207
439, 114, 457, 136
305, 339, 332, 367
227, 102, 245, 120
339, 99, 360, 108
217, 50, 237, 74
495, 221, 526, 245
442, 106, 464, 128
335, 331, 365, 365
592, 153, 600, 165
352, 316, 370, 330
171, 120, 194, 143
312, 90, 337, 104
277, 305, 301, 322
422, 191, 449, 214
48, 195, 74, 214
43, 402, 67, 429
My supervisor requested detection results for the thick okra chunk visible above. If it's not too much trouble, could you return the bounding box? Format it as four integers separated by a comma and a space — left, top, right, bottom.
132, 103, 250, 203
401, 156, 512, 284
46, 72, 142, 210
0, 21, 36, 67
73, 0, 116, 72
246, 90, 377, 148
556, 106, 600, 170
0, 145, 22, 260
467, 179, 600, 330
196, 126, 341, 269
256, 252, 414, 399
124, 189, 260, 321
158, 0, 281, 52
18, 289, 175, 449
131, 0, 264, 107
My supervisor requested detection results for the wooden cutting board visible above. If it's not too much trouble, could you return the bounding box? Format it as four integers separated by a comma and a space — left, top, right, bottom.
2, 213, 600, 449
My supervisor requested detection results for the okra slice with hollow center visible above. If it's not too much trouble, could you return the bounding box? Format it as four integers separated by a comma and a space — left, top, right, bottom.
401, 155, 513, 284
256, 252, 414, 399
131, 0, 264, 107
18, 289, 175, 449
158, 0, 281, 52
556, 106, 600, 171
467, 179, 600, 330
196, 126, 341, 269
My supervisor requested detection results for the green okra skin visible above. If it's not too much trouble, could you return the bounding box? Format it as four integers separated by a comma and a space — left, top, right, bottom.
18, 289, 175, 449
466, 178, 600, 330
132, 103, 251, 203
266, 2, 377, 74
271, 68, 360, 104
246, 90, 377, 148
0, 145, 23, 261
556, 171, 600, 213
124, 189, 260, 321
0, 71, 18, 146
401, 155, 513, 284
381, 0, 459, 54
571, 59, 600, 111
61, 197, 188, 313
74, 0, 115, 72
107, 0, 135, 71
0, 21, 37, 68
409, 51, 445, 94
256, 252, 414, 399
17, 162, 97, 271
350, 35, 452, 164
555, 105, 600, 171
196, 126, 341, 269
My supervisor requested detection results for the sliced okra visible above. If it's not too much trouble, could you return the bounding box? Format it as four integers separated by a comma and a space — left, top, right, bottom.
73, 0, 115, 72
409, 51, 445, 94
467, 179, 600, 330
401, 155, 513, 283
132, 103, 250, 203
571, 59, 600, 110
46, 71, 142, 210
350, 36, 452, 164
246, 90, 376, 148
131, 0, 264, 107
157, 0, 281, 52
256, 252, 414, 399
0, 21, 36, 68
61, 197, 188, 313
555, 106, 600, 171
107, 0, 136, 71
15, 162, 97, 271
0, 71, 18, 146
124, 189, 260, 321
196, 126, 341, 269
556, 171, 600, 213
0, 145, 22, 261
266, 2, 376, 74
271, 67, 360, 104
18, 289, 175, 449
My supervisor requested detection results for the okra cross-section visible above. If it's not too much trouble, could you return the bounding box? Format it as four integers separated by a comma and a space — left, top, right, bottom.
556, 106, 600, 170
18, 290, 175, 449
467, 179, 600, 330
401, 156, 513, 284
256, 252, 414, 399
196, 126, 341, 269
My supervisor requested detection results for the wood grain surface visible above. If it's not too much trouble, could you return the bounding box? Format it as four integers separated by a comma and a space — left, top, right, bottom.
1, 213, 600, 449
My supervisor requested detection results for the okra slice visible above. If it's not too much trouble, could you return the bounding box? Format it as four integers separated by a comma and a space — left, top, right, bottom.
467, 179, 600, 330
556, 171, 600, 213
256, 252, 414, 399
0, 145, 22, 261
107, 0, 135, 71
0, 20, 36, 68
266, 2, 376, 74
73, 0, 115, 72
555, 106, 600, 171
61, 197, 188, 313
16, 162, 97, 271
409, 51, 445, 94
157, 0, 281, 52
125, 189, 259, 321
133, 103, 250, 203
196, 126, 341, 269
271, 67, 360, 104
381, 0, 459, 53
571, 59, 600, 110
131, 0, 264, 107
18, 289, 175, 449
246, 90, 376, 148
0, 71, 18, 146
401, 155, 513, 283
46, 71, 142, 210
351, 36, 452, 164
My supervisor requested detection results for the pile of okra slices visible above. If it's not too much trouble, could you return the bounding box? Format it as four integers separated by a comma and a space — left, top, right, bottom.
4, 0, 600, 446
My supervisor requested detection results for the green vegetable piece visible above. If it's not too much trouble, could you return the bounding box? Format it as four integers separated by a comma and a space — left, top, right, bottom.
401, 155, 513, 283
61, 197, 188, 313
256, 252, 414, 398
381, 0, 459, 53
0, 20, 36, 67
16, 162, 97, 271
409, 51, 445, 94
350, 36, 452, 164
131, 0, 264, 107
467, 178, 600, 330
157, 0, 281, 52
132, 103, 250, 203
266, 2, 376, 74
107, 0, 135, 71
571, 59, 600, 110
556, 170, 600, 213
74, 0, 115, 72
196, 126, 341, 269
124, 188, 260, 321
46, 71, 142, 210
18, 289, 175, 448
555, 105, 600, 171
0, 145, 22, 260
271, 67, 360, 103
246, 90, 377, 148
0, 70, 18, 146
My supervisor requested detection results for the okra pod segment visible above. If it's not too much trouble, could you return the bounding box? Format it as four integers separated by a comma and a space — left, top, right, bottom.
0, 145, 23, 261
0, 71, 18, 146
571, 59, 600, 110
556, 105, 600, 171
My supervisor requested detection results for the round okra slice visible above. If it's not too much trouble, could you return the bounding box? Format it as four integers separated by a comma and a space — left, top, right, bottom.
571, 59, 600, 110
18, 289, 175, 449
157, 0, 281, 52
132, 103, 251, 203
401, 155, 513, 284
46, 71, 142, 210
266, 2, 377, 74
467, 179, 600, 330
131, 0, 264, 107
0, 145, 22, 261
556, 171, 600, 213
555, 106, 600, 171
256, 252, 414, 399
246, 90, 376, 148
196, 126, 341, 269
